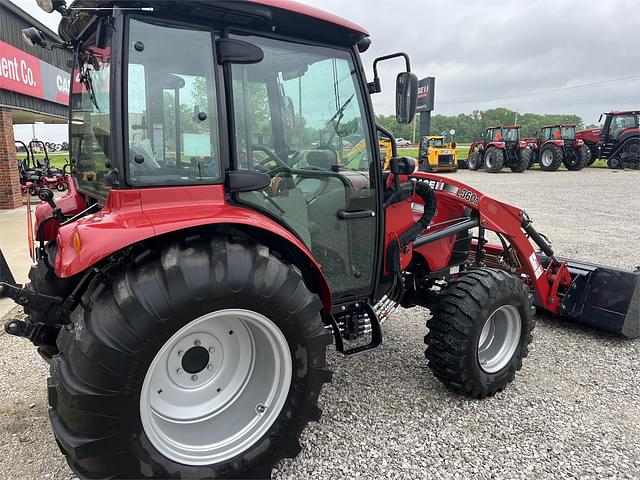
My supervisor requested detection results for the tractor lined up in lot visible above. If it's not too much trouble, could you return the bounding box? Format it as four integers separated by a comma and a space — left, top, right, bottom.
2, 1, 638, 479
418, 135, 458, 172
466, 126, 531, 173
529, 124, 590, 171
577, 111, 640, 169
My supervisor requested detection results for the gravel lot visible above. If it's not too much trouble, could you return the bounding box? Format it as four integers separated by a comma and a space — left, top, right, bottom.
1, 168, 639, 479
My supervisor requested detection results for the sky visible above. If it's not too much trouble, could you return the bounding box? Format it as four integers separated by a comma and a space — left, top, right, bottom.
9, 0, 640, 143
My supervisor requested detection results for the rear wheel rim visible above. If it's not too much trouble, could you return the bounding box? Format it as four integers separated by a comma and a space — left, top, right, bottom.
485, 152, 494, 168
477, 305, 522, 373
541, 150, 554, 167
140, 309, 292, 466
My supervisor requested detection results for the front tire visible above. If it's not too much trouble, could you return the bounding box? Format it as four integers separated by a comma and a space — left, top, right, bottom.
484, 148, 504, 173
425, 268, 535, 398
48, 237, 332, 479
468, 151, 482, 170
540, 144, 562, 171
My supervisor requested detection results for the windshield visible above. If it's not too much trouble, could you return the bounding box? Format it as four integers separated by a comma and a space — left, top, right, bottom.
502, 128, 519, 142
428, 138, 445, 147
69, 27, 112, 198
560, 126, 576, 140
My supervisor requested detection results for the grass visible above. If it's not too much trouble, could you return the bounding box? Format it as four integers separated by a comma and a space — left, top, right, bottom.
22, 153, 70, 170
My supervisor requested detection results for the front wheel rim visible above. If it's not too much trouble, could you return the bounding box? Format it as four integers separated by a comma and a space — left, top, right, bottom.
140, 309, 292, 466
477, 305, 522, 373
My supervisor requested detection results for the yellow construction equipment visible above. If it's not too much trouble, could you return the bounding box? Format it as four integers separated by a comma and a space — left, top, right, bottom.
418, 135, 458, 172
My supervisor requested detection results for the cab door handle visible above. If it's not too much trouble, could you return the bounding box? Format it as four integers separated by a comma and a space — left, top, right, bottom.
337, 209, 376, 220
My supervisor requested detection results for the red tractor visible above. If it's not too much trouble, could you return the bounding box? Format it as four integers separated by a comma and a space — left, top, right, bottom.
529, 124, 589, 171
467, 126, 532, 173
2, 2, 638, 479
576, 111, 640, 169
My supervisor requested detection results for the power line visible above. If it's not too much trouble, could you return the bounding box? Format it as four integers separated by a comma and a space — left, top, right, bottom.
438, 75, 640, 105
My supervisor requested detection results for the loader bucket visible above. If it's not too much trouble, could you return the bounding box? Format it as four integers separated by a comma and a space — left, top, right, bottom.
541, 256, 640, 338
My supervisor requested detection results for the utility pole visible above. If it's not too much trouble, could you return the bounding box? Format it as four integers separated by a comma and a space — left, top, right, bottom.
412, 116, 417, 144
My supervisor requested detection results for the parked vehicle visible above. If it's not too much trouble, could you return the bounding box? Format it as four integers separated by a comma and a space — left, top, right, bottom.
418, 135, 458, 172
467, 126, 531, 173
576, 111, 640, 169
395, 137, 411, 146
529, 125, 589, 171
15, 140, 69, 195
4, 2, 638, 479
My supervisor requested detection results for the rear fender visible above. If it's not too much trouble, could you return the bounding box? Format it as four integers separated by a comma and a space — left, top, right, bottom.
54, 185, 332, 311
35, 180, 87, 241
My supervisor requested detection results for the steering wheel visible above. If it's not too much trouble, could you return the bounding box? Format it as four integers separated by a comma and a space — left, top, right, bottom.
252, 144, 289, 171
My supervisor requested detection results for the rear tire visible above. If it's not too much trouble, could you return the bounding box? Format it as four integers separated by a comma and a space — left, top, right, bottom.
484, 148, 504, 173
48, 236, 332, 479
425, 268, 535, 398
564, 146, 586, 171
587, 144, 598, 165
540, 144, 562, 171
468, 151, 482, 171
511, 148, 530, 172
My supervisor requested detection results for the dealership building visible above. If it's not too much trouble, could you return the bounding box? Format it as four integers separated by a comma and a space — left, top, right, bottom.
0, 2, 70, 209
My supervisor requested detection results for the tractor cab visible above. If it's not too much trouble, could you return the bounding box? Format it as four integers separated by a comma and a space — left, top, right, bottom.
601, 111, 639, 141
540, 125, 576, 142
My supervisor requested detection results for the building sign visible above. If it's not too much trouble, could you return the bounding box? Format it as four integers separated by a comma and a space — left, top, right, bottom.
416, 77, 435, 113
0, 40, 70, 105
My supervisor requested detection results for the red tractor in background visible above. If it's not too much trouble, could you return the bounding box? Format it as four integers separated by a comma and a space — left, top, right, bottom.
576, 111, 640, 169
467, 126, 531, 173
2, 2, 638, 479
529, 124, 589, 171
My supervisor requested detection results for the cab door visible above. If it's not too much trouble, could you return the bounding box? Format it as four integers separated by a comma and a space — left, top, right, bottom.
227, 34, 380, 301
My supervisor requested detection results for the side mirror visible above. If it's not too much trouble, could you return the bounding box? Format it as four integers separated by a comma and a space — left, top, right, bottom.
396, 72, 418, 125
389, 156, 417, 175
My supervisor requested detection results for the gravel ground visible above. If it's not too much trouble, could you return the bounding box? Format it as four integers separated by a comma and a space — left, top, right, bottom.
1, 168, 639, 479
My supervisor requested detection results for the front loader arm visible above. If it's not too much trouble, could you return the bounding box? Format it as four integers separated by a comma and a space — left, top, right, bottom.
405, 172, 639, 337
410, 173, 570, 313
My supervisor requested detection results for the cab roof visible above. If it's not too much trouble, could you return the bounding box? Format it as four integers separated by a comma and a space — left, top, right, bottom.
541, 124, 576, 129
606, 110, 640, 116
63, 0, 368, 45
488, 125, 520, 130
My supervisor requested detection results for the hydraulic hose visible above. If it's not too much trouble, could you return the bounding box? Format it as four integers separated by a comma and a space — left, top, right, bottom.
385, 179, 437, 271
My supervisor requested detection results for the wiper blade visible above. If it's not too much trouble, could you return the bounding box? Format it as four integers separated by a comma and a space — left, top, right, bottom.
80, 67, 100, 110
327, 93, 354, 131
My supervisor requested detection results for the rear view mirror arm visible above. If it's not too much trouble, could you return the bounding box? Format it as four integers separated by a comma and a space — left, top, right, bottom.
369, 52, 412, 94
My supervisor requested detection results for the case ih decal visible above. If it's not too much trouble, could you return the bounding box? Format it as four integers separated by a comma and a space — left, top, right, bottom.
0, 40, 70, 105
413, 177, 479, 206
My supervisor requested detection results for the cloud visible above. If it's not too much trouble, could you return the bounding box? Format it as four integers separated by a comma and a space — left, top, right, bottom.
10, 0, 640, 124
301, 0, 640, 122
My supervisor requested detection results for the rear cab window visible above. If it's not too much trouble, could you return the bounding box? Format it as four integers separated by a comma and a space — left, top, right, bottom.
125, 18, 221, 186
